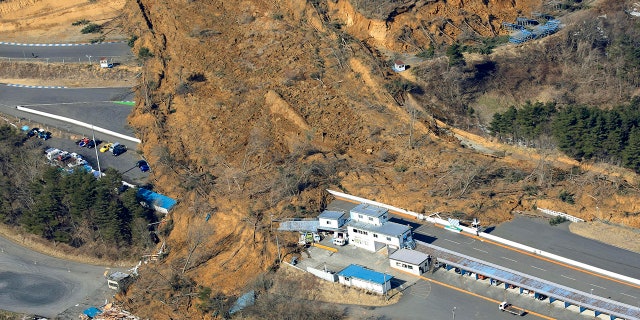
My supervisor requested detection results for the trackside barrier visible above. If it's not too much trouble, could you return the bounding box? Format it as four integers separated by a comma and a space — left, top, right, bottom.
311, 242, 339, 253
326, 189, 640, 287
537, 207, 585, 222
307, 266, 338, 282
479, 232, 640, 286
16, 106, 141, 143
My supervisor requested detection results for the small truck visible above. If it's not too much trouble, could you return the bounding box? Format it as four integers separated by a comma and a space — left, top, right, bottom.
499, 301, 525, 316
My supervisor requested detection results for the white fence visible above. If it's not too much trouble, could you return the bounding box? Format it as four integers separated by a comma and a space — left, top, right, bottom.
326, 189, 640, 286
537, 208, 585, 222
16, 106, 141, 143
306, 267, 337, 282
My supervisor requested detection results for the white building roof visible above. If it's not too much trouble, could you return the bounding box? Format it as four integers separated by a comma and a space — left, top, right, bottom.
351, 203, 388, 218
348, 220, 410, 237
318, 210, 347, 220
389, 248, 430, 265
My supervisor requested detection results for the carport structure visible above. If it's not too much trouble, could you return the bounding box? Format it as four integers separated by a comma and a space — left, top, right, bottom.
416, 241, 640, 320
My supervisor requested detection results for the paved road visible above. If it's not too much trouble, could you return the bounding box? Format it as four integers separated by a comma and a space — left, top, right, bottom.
0, 235, 115, 318
0, 42, 132, 61
0, 86, 135, 139
404, 219, 640, 307
0, 86, 148, 184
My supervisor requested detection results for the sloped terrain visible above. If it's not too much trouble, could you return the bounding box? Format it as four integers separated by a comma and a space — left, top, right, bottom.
1, 0, 640, 318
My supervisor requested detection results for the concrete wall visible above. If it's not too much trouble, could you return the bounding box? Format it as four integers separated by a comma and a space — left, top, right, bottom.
307, 267, 338, 282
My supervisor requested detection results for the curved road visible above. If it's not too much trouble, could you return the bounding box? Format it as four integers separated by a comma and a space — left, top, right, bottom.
0, 235, 114, 317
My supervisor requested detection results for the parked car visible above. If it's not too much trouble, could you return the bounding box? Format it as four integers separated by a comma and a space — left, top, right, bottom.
27, 128, 40, 138
136, 160, 150, 172
37, 129, 51, 140
100, 142, 113, 153
112, 144, 127, 156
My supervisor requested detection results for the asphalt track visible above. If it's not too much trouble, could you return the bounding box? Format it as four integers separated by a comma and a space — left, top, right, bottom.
0, 42, 132, 61
0, 235, 113, 317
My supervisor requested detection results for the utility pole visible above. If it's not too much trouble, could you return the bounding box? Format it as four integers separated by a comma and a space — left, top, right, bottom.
92, 125, 101, 177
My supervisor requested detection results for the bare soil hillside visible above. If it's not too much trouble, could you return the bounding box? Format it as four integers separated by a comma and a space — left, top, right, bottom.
1, 0, 639, 319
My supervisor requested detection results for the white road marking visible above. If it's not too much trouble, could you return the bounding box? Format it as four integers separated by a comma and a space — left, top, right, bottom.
561, 275, 576, 281
588, 283, 606, 290
473, 248, 488, 253
620, 292, 637, 299
501, 256, 518, 262
443, 239, 461, 245
531, 265, 547, 271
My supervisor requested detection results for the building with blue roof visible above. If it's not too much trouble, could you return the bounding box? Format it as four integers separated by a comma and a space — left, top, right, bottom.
137, 188, 177, 214
337, 264, 393, 294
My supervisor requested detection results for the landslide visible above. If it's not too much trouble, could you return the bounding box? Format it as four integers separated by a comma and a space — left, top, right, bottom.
109, 0, 640, 318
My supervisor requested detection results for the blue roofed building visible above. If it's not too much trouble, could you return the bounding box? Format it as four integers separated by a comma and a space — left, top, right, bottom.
137, 188, 177, 214
337, 264, 393, 294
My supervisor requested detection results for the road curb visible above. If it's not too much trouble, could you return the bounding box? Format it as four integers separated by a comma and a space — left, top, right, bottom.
0, 41, 127, 46
5, 83, 67, 89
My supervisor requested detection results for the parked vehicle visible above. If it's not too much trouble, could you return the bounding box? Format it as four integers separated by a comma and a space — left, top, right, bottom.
27, 128, 40, 138
112, 144, 127, 156
100, 143, 113, 153
499, 301, 525, 316
136, 160, 150, 172
37, 129, 51, 140
332, 237, 347, 246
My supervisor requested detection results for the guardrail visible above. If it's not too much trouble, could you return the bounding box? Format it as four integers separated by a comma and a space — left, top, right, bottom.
326, 189, 640, 286
537, 207, 585, 222
0, 56, 133, 64
16, 106, 141, 143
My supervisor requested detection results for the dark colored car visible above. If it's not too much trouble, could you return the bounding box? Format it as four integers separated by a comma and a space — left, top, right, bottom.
27, 128, 40, 138
112, 144, 127, 156
136, 160, 150, 172
38, 130, 52, 140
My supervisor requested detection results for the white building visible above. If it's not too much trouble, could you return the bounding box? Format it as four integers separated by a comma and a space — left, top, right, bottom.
349, 203, 389, 226
389, 248, 431, 276
337, 264, 393, 295
107, 271, 132, 291
347, 220, 414, 252
393, 60, 406, 72
317, 210, 348, 231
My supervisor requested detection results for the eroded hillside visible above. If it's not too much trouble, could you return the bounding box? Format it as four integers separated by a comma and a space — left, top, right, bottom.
116, 0, 640, 318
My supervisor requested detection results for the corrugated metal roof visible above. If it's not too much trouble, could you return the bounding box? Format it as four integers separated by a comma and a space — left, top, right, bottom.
338, 264, 392, 285
319, 210, 347, 220
277, 220, 319, 232
389, 248, 430, 265
137, 188, 177, 211
351, 203, 388, 218
416, 241, 640, 320
348, 220, 410, 237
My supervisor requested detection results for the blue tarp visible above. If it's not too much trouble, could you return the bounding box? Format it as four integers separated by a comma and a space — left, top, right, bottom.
83, 307, 102, 318
137, 188, 177, 212
229, 290, 256, 315
338, 264, 392, 285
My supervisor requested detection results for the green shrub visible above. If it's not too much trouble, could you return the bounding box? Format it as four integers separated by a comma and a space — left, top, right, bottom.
558, 190, 575, 204
549, 216, 568, 226
127, 35, 138, 48
80, 23, 102, 34
138, 47, 154, 60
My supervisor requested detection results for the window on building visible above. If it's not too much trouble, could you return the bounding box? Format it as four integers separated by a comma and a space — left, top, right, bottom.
326, 221, 331, 224
396, 262, 402, 266
386, 237, 391, 241
358, 214, 363, 219
408, 265, 413, 269
373, 234, 378, 238
368, 217, 373, 221
353, 229, 358, 233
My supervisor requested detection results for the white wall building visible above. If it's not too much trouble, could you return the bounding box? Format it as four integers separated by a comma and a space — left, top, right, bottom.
317, 210, 348, 231
389, 248, 431, 276
349, 203, 389, 226
347, 221, 414, 252
337, 264, 393, 295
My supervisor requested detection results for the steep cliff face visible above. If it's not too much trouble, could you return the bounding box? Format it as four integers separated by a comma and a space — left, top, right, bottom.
326, 0, 538, 51
119, 0, 640, 318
